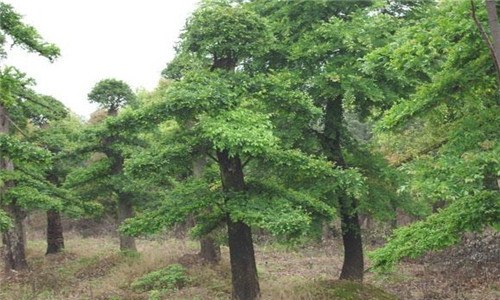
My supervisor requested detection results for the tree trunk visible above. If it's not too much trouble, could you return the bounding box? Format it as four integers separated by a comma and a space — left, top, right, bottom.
0, 103, 28, 272
200, 236, 221, 263
339, 196, 364, 281
486, 0, 500, 68
193, 155, 221, 263
102, 122, 137, 252
46, 173, 65, 255
118, 194, 137, 252
217, 150, 260, 300
46, 209, 64, 254
2, 202, 28, 272
323, 98, 364, 281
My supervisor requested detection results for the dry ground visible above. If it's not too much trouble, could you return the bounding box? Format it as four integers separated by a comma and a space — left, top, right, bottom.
0, 232, 498, 299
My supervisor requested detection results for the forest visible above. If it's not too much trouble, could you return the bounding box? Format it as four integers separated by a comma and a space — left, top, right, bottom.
0, 0, 499, 299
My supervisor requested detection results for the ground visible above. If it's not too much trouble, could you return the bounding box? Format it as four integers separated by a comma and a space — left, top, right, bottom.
0, 231, 498, 299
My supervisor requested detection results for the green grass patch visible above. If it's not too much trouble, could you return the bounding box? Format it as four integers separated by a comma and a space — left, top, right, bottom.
293, 279, 397, 300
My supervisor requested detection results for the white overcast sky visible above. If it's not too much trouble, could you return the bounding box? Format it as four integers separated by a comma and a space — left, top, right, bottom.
3, 0, 199, 118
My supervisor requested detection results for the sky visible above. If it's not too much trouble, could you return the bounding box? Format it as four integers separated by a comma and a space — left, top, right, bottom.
3, 0, 199, 118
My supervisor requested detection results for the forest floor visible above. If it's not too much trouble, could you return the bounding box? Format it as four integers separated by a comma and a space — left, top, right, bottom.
0, 231, 498, 300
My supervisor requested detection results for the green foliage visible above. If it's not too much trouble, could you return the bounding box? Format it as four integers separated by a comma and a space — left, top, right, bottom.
0, 209, 11, 231
0, 134, 51, 165
368, 0, 500, 269
200, 108, 277, 157
370, 191, 499, 271
87, 78, 137, 112
181, 0, 272, 63
0, 2, 59, 60
131, 264, 189, 295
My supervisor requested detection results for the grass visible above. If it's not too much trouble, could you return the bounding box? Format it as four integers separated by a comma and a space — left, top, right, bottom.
1, 233, 497, 299
0, 234, 396, 300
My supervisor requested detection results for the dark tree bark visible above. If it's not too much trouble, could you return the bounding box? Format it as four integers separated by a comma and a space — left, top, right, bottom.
323, 98, 364, 281
45, 173, 65, 255
217, 150, 260, 300
46, 209, 64, 254
118, 193, 137, 252
0, 103, 28, 272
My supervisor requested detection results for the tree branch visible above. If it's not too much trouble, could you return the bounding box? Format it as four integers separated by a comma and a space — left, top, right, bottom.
207, 152, 219, 163
242, 157, 252, 169
470, 0, 500, 93
393, 139, 448, 167
6, 115, 28, 138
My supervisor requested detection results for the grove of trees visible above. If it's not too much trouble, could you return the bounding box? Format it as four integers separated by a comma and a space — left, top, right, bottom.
0, 1, 498, 299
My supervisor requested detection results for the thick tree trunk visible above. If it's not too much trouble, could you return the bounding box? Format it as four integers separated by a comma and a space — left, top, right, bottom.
46, 209, 64, 254
117, 194, 137, 252
323, 98, 364, 281
217, 150, 260, 300
339, 196, 364, 281
2, 202, 28, 272
193, 155, 221, 263
200, 236, 220, 263
0, 104, 28, 272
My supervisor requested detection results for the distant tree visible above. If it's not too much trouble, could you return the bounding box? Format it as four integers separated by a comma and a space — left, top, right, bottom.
66, 78, 139, 252
88, 79, 137, 115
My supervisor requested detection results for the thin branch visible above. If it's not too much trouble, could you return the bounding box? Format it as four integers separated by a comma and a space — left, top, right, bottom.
242, 157, 252, 169
6, 115, 28, 138
470, 0, 500, 92
393, 139, 448, 167
207, 152, 219, 163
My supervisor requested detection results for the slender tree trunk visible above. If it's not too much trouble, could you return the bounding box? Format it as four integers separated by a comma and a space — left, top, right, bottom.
118, 193, 136, 252
46, 173, 65, 255
323, 98, 364, 281
0, 104, 28, 272
193, 155, 221, 263
486, 0, 500, 67
101, 111, 137, 252
217, 150, 260, 300
46, 209, 64, 254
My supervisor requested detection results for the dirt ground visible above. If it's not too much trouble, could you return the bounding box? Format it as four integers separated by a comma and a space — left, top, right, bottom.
0, 223, 498, 299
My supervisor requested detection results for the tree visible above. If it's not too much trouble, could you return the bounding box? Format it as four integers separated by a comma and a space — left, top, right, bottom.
87, 79, 137, 114
30, 115, 88, 254
0, 2, 60, 271
120, 2, 365, 299
66, 78, 139, 252
246, 0, 422, 281
366, 0, 500, 270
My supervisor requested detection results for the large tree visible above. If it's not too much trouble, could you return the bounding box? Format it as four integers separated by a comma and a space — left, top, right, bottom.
121, 1, 365, 299
245, 0, 422, 281
0, 2, 60, 271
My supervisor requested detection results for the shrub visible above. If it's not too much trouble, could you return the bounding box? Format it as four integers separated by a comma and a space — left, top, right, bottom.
131, 264, 189, 293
